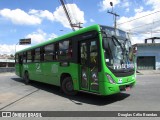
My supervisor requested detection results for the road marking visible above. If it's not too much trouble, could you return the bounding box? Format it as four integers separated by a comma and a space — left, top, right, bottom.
0, 89, 39, 110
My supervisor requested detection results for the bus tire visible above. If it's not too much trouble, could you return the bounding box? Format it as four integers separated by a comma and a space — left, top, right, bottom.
61, 77, 77, 96
24, 72, 30, 85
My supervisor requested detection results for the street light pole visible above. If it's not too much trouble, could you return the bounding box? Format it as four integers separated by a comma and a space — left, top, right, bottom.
15, 38, 31, 54
15, 42, 19, 54
107, 2, 120, 30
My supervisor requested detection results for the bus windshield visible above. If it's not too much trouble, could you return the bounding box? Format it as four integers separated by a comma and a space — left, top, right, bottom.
101, 26, 134, 71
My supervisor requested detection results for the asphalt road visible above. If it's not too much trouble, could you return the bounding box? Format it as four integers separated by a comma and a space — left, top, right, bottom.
0, 72, 160, 119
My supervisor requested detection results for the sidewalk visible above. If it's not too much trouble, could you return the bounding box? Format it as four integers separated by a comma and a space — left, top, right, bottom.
137, 70, 160, 75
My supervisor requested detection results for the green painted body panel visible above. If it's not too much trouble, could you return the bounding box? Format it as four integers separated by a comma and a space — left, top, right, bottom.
15, 24, 136, 96
20, 62, 80, 89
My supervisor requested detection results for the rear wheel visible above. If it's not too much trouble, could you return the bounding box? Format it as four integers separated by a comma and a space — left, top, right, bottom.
23, 72, 30, 85
61, 77, 77, 96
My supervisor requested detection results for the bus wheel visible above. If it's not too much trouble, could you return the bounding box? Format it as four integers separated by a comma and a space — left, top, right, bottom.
24, 72, 30, 85
61, 77, 77, 96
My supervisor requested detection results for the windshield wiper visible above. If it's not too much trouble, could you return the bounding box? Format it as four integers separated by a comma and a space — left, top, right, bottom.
112, 36, 124, 51
112, 36, 127, 61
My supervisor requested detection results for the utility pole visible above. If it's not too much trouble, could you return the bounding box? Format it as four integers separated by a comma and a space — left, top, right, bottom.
59, 0, 83, 31
107, 2, 119, 29
59, 0, 75, 31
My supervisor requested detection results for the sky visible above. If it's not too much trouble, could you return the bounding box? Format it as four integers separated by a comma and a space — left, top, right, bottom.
0, 0, 160, 55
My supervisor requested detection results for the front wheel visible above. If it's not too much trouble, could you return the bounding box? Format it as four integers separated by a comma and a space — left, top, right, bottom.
61, 77, 77, 96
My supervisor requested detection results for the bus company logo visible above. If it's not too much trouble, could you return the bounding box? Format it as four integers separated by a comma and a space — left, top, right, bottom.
2, 112, 11, 117
36, 63, 41, 72
36, 63, 40, 70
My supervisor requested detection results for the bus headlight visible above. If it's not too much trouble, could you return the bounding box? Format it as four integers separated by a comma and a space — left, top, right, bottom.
106, 74, 116, 84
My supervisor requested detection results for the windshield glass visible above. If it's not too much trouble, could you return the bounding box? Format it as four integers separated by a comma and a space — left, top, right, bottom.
101, 26, 134, 70
101, 25, 129, 39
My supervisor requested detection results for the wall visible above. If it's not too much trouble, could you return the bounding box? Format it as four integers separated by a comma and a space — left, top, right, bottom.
0, 67, 15, 73
136, 45, 160, 70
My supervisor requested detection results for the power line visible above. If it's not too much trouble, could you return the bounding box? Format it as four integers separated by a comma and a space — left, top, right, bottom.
131, 31, 160, 35
117, 10, 160, 26
126, 19, 160, 31
129, 29, 160, 35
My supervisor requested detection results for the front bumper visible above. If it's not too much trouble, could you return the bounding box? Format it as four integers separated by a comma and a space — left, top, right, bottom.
100, 80, 136, 96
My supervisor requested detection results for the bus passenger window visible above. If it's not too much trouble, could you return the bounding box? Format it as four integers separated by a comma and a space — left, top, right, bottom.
59, 40, 71, 60
35, 48, 40, 62
23, 52, 27, 63
19, 53, 23, 64
27, 51, 32, 63
44, 44, 54, 61
67, 41, 72, 59
32, 50, 35, 62
40, 47, 44, 61
55, 43, 59, 60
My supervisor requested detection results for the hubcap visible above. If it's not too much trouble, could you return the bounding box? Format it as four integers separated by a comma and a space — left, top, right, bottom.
66, 82, 73, 91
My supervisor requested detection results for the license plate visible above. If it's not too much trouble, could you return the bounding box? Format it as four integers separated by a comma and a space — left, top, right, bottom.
125, 87, 131, 91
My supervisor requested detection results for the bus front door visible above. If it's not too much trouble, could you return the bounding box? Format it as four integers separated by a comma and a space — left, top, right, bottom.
79, 40, 99, 93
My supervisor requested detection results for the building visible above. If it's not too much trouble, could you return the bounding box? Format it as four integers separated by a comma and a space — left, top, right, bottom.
0, 54, 15, 67
133, 37, 160, 70
0, 58, 15, 67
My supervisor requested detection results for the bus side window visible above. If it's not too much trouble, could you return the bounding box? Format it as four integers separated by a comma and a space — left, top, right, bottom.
58, 40, 71, 60
27, 51, 32, 63
40, 47, 44, 61
23, 52, 27, 63
19, 53, 23, 64
53, 44, 56, 60
55, 43, 59, 60
32, 49, 35, 62
35, 48, 40, 62
44, 44, 54, 61
67, 41, 72, 59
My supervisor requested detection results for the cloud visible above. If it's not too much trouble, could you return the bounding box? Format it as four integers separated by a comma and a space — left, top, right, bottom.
26, 29, 46, 43
122, 0, 130, 8
117, 8, 160, 44
0, 8, 41, 25
125, 8, 130, 12
90, 19, 95, 23
25, 29, 57, 44
53, 4, 86, 29
134, 6, 144, 13
99, 0, 120, 11
0, 44, 30, 55
0, 4, 85, 29
48, 33, 58, 40
99, 0, 131, 12
0, 29, 58, 55
29, 4, 86, 29
145, 0, 160, 10
29, 9, 55, 21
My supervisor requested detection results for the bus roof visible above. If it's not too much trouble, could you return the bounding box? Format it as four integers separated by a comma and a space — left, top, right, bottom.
15, 24, 101, 54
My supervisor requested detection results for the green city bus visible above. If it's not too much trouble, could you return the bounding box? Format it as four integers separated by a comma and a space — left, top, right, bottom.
15, 24, 136, 96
